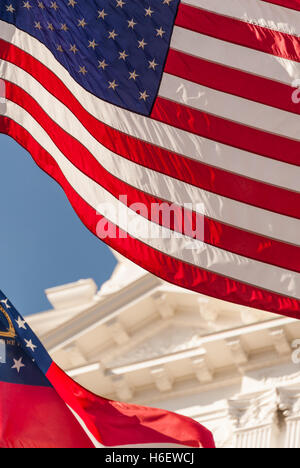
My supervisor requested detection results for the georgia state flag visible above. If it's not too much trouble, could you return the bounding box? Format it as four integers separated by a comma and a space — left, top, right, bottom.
0, 290, 215, 449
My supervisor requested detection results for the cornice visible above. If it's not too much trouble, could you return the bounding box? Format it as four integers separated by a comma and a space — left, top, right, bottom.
42, 273, 161, 352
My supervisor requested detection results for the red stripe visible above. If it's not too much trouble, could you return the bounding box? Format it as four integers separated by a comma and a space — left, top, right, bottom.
1, 117, 299, 318
151, 96, 300, 167
0, 381, 93, 448
5, 81, 300, 273
0, 39, 298, 177
166, 48, 300, 116
261, 0, 300, 11
176, 3, 300, 62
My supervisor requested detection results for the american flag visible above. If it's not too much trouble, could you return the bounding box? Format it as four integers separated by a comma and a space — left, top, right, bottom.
0, 0, 300, 318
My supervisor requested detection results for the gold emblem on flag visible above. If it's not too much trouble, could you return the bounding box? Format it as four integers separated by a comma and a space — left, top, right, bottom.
0, 305, 16, 339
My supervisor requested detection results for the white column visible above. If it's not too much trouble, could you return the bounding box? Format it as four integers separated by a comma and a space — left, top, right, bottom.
279, 385, 300, 448
234, 425, 277, 448
228, 390, 279, 448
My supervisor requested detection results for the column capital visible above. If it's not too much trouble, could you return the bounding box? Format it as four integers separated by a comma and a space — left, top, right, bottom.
228, 389, 278, 430
279, 385, 300, 419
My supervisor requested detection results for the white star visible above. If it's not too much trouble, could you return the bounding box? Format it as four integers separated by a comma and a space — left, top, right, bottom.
98, 59, 108, 70
139, 90, 150, 101
128, 19, 137, 29
78, 18, 87, 28
12, 357, 25, 373
25, 339, 37, 352
149, 58, 159, 70
129, 70, 139, 80
70, 44, 78, 54
156, 27, 166, 38
79, 66, 87, 75
119, 50, 128, 61
108, 80, 118, 91
50, 1, 58, 10
163, 0, 173, 5
108, 30, 118, 40
68, 0, 77, 6
138, 38, 147, 49
1, 299, 11, 309
15, 316, 27, 330
23, 1, 32, 9
145, 6, 154, 17
6, 4, 15, 13
98, 9, 107, 20
88, 39, 98, 49
116, 0, 125, 7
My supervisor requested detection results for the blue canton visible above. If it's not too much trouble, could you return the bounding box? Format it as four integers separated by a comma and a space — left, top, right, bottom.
0, 0, 180, 115
0, 337, 51, 386
0, 290, 52, 385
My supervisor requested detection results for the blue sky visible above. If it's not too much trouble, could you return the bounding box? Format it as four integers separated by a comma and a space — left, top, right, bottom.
0, 135, 116, 316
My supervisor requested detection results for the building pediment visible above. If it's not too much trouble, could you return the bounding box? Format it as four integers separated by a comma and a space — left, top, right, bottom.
23, 251, 300, 448
27, 255, 298, 407
105, 323, 208, 368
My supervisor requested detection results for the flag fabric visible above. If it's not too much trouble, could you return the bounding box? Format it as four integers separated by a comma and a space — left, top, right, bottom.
0, 290, 215, 448
0, 0, 300, 319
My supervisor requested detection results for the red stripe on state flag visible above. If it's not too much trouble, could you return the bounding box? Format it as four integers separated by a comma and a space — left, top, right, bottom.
1, 116, 300, 318
0, 381, 94, 448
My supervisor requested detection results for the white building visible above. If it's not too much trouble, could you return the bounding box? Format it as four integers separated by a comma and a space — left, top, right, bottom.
27, 251, 300, 448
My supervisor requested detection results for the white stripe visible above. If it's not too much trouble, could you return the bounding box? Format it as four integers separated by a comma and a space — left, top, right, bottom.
2, 60, 300, 246
1, 22, 300, 194
2, 100, 300, 299
183, 0, 300, 36
171, 25, 300, 86
160, 73, 300, 140
67, 406, 102, 448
